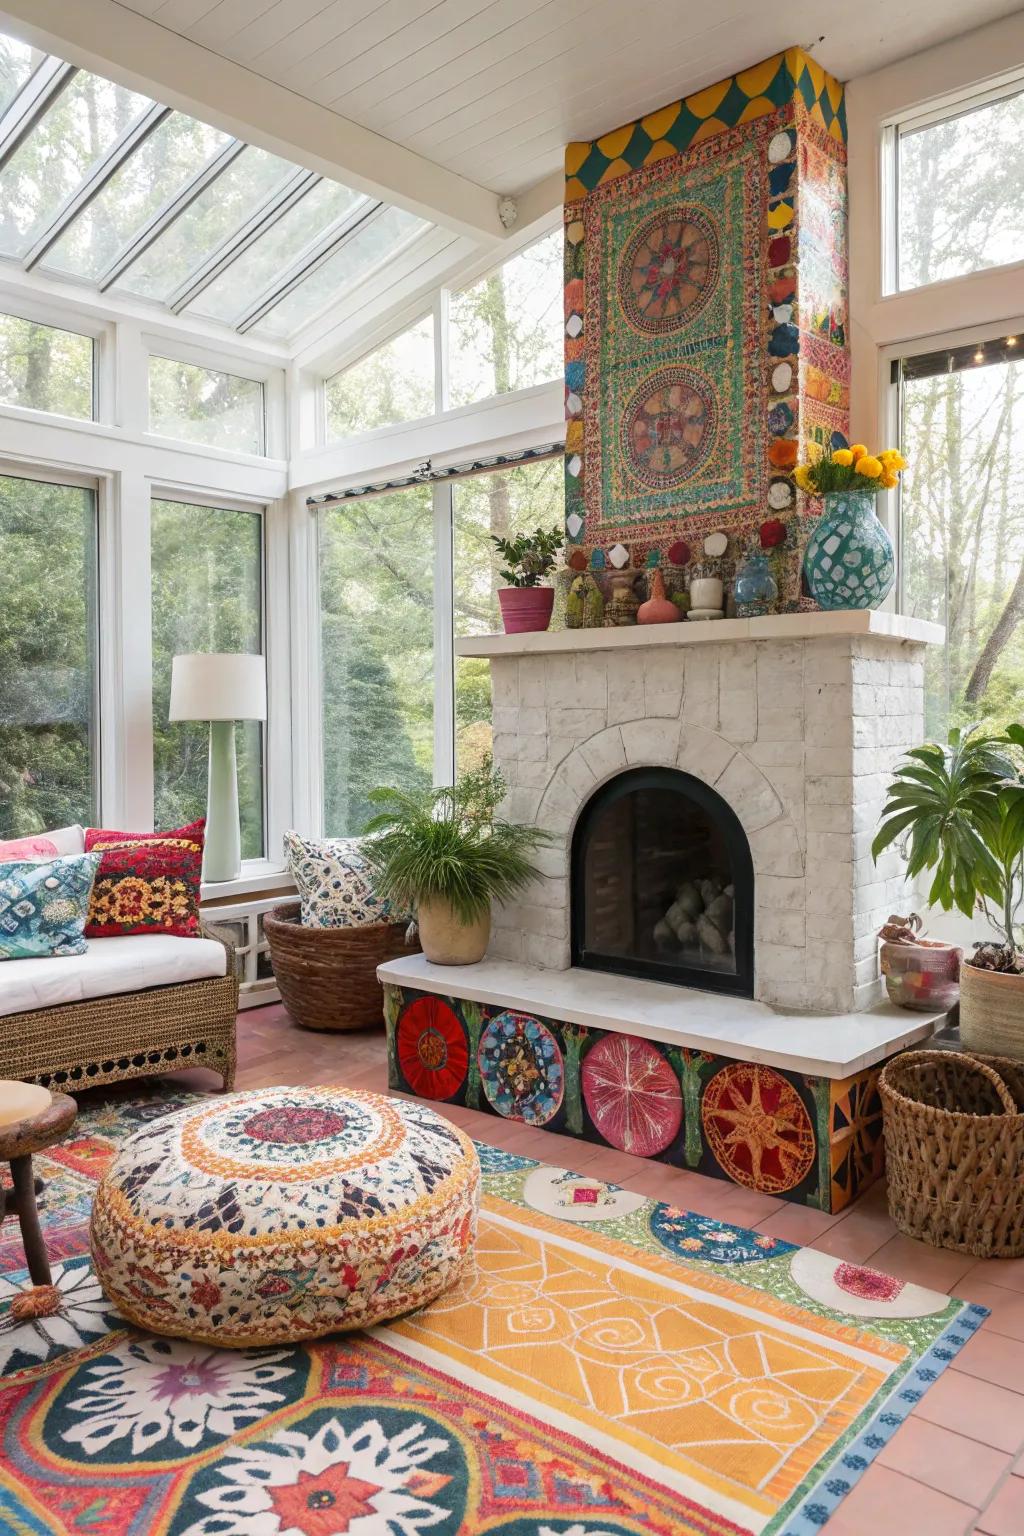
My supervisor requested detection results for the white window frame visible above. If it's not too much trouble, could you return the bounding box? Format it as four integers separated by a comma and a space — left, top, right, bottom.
321, 306, 437, 448
0, 288, 110, 426
144, 335, 286, 461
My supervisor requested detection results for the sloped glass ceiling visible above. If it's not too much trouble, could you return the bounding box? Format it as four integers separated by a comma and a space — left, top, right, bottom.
0, 30, 432, 345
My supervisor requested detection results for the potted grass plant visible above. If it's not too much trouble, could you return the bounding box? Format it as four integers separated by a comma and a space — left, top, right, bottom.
492, 525, 563, 634
873, 723, 1024, 1054
359, 759, 552, 965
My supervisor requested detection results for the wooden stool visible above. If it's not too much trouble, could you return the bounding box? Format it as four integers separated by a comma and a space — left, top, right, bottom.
0, 1082, 77, 1287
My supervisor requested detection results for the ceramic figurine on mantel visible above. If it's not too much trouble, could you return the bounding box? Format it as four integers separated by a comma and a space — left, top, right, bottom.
688, 531, 729, 620
566, 570, 605, 628
637, 567, 679, 624
734, 549, 779, 618
604, 571, 640, 626
796, 442, 904, 610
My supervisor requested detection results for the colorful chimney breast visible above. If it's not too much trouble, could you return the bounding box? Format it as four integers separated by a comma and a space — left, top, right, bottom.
563, 48, 848, 611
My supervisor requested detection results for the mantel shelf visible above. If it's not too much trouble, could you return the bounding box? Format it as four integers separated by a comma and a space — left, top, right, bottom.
455, 609, 945, 658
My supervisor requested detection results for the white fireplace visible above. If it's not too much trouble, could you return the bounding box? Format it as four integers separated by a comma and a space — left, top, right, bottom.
464, 610, 940, 1016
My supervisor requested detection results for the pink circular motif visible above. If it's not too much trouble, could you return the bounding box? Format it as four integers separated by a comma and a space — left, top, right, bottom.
241, 1106, 348, 1145
621, 367, 718, 490
834, 1263, 906, 1304
581, 1034, 682, 1157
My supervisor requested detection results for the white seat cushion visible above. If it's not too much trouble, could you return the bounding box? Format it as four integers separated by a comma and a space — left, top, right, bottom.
0, 934, 227, 1018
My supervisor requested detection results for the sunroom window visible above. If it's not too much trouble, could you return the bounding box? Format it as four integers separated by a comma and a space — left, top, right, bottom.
0, 311, 93, 418
148, 355, 265, 455
896, 82, 1024, 291
448, 229, 563, 408
326, 314, 436, 440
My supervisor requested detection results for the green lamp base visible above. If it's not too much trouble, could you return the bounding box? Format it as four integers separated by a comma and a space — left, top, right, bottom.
203, 719, 241, 884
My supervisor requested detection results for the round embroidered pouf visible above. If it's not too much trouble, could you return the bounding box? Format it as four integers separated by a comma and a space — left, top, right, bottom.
89, 1087, 480, 1347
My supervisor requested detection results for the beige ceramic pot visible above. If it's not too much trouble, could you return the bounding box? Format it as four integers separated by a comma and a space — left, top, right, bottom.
416, 898, 490, 965
959, 961, 1024, 1061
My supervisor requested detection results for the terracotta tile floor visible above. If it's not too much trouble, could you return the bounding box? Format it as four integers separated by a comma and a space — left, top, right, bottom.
167, 1003, 1024, 1536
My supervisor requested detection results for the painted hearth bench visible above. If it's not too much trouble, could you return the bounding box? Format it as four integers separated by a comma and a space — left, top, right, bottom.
378, 955, 944, 1213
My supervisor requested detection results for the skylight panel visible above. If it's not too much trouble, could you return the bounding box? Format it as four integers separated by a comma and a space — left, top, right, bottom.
0, 70, 153, 259
183, 177, 367, 325
249, 204, 429, 340
0, 34, 45, 116
42, 113, 231, 282
111, 144, 295, 302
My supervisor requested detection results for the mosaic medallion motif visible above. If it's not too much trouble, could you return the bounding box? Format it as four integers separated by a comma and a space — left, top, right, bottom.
397, 995, 469, 1100
620, 366, 718, 489
790, 1247, 949, 1319
650, 1206, 796, 1264
478, 1011, 564, 1125
581, 1034, 683, 1156
523, 1166, 648, 1223
702, 1063, 816, 1194
618, 206, 719, 334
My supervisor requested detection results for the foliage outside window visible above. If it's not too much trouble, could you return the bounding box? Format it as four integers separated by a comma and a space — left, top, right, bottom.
0, 474, 97, 836
326, 315, 435, 441
448, 229, 563, 408
454, 458, 564, 769
900, 344, 1024, 738
897, 86, 1024, 291
0, 312, 93, 418
148, 355, 265, 455
320, 486, 434, 837
151, 499, 264, 859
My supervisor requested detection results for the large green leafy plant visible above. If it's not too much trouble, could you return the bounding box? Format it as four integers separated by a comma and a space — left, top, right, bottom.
491, 525, 563, 587
359, 758, 552, 924
872, 724, 1024, 968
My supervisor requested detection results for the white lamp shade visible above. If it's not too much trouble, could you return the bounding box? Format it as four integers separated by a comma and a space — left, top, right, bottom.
169, 653, 267, 722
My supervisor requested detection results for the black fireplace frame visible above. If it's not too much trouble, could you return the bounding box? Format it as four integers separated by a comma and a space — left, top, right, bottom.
570, 766, 755, 997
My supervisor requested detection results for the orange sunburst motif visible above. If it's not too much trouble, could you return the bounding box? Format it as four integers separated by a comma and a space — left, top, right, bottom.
702, 1063, 816, 1194
268, 1463, 382, 1534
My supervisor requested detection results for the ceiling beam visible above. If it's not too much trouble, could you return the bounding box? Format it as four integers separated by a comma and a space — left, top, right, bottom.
0, 0, 505, 245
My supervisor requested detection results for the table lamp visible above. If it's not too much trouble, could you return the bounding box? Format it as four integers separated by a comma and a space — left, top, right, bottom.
169, 653, 267, 883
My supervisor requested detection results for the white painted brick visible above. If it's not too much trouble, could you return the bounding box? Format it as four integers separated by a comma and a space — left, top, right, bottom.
523, 934, 570, 970
716, 753, 782, 831
580, 726, 627, 782
805, 745, 851, 777
677, 727, 735, 784
573, 654, 608, 709
806, 906, 857, 941
755, 875, 806, 912
643, 651, 684, 717
491, 732, 518, 763
749, 818, 804, 877
756, 708, 806, 742
719, 648, 757, 742
749, 739, 805, 769
756, 908, 806, 946
491, 661, 519, 709
518, 657, 547, 706
621, 717, 681, 765
514, 706, 547, 736
682, 650, 719, 727
501, 787, 541, 825
557, 708, 609, 743
606, 650, 646, 725
518, 734, 548, 762
757, 943, 807, 983
543, 654, 578, 709
531, 840, 569, 880
488, 926, 524, 963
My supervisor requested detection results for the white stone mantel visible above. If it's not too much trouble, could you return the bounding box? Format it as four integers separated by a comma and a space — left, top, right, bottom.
456, 609, 945, 658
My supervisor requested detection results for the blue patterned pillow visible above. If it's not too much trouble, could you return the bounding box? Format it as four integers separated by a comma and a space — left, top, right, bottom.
0, 854, 101, 959
283, 830, 398, 929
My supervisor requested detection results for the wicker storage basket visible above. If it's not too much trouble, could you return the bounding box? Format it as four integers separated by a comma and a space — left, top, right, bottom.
264, 902, 414, 1033
959, 962, 1024, 1061
879, 1049, 1024, 1257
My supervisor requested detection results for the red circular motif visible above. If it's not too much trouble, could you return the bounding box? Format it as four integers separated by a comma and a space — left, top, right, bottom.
242, 1106, 348, 1145
621, 367, 717, 490
619, 207, 719, 334
702, 1064, 816, 1194
397, 997, 468, 1100
834, 1263, 906, 1303
581, 1034, 683, 1157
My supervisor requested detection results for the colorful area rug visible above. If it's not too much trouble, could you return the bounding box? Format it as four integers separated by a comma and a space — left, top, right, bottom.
0, 1084, 986, 1536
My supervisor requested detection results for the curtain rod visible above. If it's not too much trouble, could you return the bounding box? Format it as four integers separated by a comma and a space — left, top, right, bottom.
305, 441, 564, 508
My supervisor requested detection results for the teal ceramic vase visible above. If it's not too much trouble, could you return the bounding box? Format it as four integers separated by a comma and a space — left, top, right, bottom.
803, 489, 895, 610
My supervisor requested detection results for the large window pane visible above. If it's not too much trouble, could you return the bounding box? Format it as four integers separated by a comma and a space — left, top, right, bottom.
453, 457, 564, 768
448, 229, 563, 408
151, 499, 264, 859
326, 315, 435, 440
0, 71, 153, 258
898, 88, 1024, 291
185, 179, 366, 326
0, 474, 97, 836
0, 36, 45, 116
43, 113, 231, 281
148, 355, 264, 454
320, 487, 433, 837
900, 344, 1024, 737
251, 204, 428, 340
114, 145, 294, 303
0, 312, 93, 418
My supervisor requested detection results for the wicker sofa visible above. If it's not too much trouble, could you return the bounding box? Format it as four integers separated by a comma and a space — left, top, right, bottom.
0, 920, 238, 1094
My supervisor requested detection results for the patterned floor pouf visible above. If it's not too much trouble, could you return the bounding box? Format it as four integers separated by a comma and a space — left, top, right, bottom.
89, 1087, 480, 1346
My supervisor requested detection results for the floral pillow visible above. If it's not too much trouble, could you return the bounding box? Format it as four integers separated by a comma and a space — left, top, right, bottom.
0, 854, 101, 959
84, 820, 205, 938
284, 829, 396, 929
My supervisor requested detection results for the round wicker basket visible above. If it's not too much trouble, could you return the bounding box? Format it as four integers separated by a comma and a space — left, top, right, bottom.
959, 962, 1024, 1061
879, 1049, 1024, 1258
264, 903, 414, 1033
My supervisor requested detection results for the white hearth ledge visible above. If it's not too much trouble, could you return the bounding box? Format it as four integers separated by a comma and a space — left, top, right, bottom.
377, 955, 941, 1078
455, 609, 944, 658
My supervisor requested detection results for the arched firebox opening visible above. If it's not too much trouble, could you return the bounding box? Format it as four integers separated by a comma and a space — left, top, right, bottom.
570, 766, 754, 997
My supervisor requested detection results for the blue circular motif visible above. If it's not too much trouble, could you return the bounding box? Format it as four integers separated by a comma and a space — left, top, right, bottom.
803, 490, 895, 610
477, 1012, 564, 1126
650, 1205, 796, 1264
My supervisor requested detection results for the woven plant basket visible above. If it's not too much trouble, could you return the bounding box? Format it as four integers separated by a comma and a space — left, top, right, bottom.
264, 902, 414, 1033
959, 962, 1024, 1061
879, 1049, 1024, 1257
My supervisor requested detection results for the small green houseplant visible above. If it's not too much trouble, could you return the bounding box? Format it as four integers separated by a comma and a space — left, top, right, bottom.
873, 723, 1024, 1052
491, 525, 563, 634
360, 759, 552, 965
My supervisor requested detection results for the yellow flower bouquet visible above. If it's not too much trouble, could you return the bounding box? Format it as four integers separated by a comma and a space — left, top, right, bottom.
794, 443, 907, 495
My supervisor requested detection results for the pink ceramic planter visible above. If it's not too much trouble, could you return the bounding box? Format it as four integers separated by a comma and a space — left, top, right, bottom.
498, 586, 554, 633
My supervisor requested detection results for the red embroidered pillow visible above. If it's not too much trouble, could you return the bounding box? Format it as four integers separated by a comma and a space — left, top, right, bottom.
84, 820, 205, 938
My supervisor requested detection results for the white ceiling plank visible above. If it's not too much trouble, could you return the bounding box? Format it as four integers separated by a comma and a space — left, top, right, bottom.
275, 0, 462, 93
301, 0, 503, 103
0, 0, 505, 242
218, 0, 337, 64
246, 0, 395, 80
186, 0, 284, 52
150, 0, 224, 28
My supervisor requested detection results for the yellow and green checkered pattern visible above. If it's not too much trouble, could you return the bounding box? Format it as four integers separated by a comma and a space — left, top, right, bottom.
565, 47, 845, 198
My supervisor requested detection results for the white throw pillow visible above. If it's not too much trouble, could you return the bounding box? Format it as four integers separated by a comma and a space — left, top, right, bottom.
283, 829, 395, 929
46, 824, 86, 855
